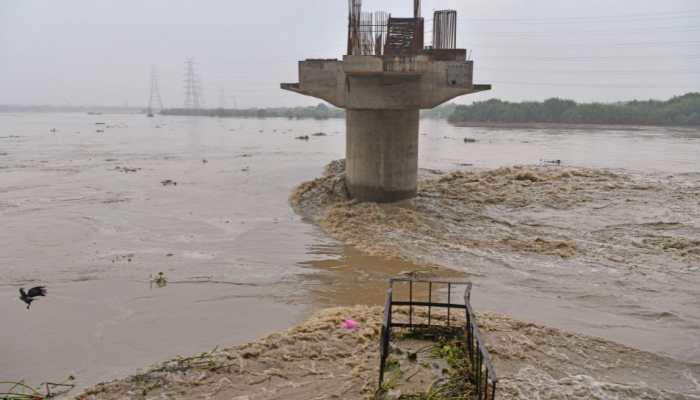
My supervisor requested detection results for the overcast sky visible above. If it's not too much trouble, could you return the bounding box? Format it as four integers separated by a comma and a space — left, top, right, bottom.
1, 0, 698, 107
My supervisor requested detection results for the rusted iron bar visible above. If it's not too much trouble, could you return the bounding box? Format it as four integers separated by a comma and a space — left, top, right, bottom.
347, 0, 389, 56
428, 281, 432, 325
348, 0, 362, 55
409, 279, 413, 328
447, 283, 451, 327
378, 287, 393, 387
391, 301, 465, 308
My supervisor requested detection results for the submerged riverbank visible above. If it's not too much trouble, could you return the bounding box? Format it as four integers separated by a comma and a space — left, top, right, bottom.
76, 306, 699, 399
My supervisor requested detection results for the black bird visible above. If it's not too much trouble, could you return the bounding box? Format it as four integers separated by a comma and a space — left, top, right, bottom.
19, 286, 47, 309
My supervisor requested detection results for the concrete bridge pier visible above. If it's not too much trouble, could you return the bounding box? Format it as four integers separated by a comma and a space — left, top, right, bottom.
281, 7, 490, 203
346, 109, 419, 202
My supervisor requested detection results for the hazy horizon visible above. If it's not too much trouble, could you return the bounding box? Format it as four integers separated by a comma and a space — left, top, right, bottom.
1, 0, 698, 108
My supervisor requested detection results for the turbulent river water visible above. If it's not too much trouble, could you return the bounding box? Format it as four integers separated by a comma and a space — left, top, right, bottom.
1, 113, 699, 392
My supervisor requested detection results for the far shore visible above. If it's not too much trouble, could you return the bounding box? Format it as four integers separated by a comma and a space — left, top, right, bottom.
2, 108, 699, 131
448, 121, 700, 131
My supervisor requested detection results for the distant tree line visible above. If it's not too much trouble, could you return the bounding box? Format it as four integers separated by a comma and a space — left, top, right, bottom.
162, 103, 464, 120
420, 103, 459, 119
447, 93, 700, 127
161, 103, 345, 120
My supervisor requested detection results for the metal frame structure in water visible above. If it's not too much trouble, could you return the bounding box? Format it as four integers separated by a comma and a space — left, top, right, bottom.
378, 278, 499, 400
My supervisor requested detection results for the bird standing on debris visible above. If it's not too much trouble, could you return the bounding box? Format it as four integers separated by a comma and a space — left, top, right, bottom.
19, 286, 47, 309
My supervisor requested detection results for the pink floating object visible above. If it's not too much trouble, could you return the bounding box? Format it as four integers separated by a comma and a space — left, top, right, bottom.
340, 319, 359, 330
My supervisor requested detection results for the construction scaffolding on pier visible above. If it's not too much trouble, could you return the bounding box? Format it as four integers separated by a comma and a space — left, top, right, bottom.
283, 0, 490, 203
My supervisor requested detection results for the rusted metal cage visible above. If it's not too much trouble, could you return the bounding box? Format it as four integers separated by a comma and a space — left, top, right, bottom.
433, 10, 458, 49
347, 0, 428, 56
378, 278, 498, 400
384, 17, 425, 56
347, 0, 389, 56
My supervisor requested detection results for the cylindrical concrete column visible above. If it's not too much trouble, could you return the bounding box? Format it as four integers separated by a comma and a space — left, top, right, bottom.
345, 109, 419, 203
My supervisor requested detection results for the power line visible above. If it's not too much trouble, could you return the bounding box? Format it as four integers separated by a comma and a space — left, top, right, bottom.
466, 26, 700, 36
474, 54, 700, 61
489, 81, 695, 89
478, 67, 700, 74
462, 11, 700, 23
466, 40, 700, 48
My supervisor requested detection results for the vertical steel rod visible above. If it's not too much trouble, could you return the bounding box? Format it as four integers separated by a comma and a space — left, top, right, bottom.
409, 280, 413, 328
447, 283, 451, 327
428, 281, 432, 326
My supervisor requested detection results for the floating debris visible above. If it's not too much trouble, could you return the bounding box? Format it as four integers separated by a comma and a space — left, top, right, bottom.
312, 132, 327, 137
202, 159, 208, 164
340, 319, 358, 330
161, 179, 178, 187
541, 159, 562, 165
111, 254, 135, 263
1, 376, 76, 399
463, 137, 477, 143
295, 135, 310, 141
114, 166, 141, 173
150, 272, 168, 288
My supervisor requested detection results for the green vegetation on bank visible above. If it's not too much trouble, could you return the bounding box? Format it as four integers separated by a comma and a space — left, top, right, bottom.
161, 103, 457, 120
17, 93, 692, 127
447, 93, 700, 127
161, 103, 344, 119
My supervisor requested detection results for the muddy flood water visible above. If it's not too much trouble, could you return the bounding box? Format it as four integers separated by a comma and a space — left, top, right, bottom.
1, 113, 699, 393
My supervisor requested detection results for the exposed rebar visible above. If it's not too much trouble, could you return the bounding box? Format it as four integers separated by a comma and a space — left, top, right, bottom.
433, 10, 458, 49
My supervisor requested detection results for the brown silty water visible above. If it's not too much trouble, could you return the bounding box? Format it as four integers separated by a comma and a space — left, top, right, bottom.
1, 112, 699, 394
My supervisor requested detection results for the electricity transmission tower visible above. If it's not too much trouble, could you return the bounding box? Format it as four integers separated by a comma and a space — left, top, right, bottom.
183, 58, 203, 110
218, 86, 227, 109
147, 66, 164, 116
